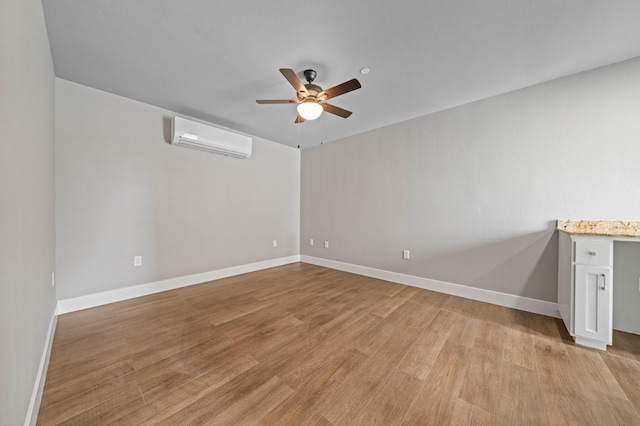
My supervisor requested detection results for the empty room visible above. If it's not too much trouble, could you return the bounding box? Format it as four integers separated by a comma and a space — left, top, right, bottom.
2, 1, 640, 425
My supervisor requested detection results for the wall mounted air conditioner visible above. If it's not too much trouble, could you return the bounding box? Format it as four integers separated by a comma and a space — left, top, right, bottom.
171, 116, 252, 159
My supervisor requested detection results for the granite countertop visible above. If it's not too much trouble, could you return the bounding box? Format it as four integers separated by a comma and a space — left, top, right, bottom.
557, 220, 640, 238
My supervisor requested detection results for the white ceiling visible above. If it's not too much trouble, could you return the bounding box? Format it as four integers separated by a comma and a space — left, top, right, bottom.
42, 0, 640, 148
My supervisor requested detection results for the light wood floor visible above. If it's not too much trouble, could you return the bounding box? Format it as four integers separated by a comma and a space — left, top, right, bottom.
38, 262, 640, 425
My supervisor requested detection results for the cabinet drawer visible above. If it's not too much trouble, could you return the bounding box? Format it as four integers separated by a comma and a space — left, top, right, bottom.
574, 241, 612, 265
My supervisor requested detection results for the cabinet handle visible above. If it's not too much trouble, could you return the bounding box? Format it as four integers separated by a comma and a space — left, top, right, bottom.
588, 251, 597, 256
600, 274, 606, 291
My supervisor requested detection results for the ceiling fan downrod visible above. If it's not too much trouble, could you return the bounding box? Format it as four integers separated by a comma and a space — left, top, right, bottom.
303, 69, 317, 84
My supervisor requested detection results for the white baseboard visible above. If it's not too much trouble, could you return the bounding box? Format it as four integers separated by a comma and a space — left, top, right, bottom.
24, 308, 57, 426
574, 336, 607, 351
57, 255, 300, 314
56, 253, 559, 318
301, 255, 560, 318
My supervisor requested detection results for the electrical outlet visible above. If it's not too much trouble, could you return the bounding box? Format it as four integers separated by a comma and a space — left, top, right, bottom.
309, 238, 314, 246
134, 255, 142, 267
51, 272, 55, 287
324, 241, 329, 249
403, 250, 410, 260
273, 240, 278, 248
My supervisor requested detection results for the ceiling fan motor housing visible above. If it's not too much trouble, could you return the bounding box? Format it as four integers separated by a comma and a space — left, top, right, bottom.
298, 84, 324, 102
297, 70, 325, 102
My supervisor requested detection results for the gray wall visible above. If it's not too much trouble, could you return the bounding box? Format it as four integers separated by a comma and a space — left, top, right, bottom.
55, 79, 300, 300
613, 242, 640, 334
301, 57, 640, 303
0, 0, 57, 424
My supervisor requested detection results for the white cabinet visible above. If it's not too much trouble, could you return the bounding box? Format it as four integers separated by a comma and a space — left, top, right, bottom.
574, 265, 611, 345
558, 233, 613, 350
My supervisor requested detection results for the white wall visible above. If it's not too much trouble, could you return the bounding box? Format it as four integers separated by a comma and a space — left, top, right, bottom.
301, 57, 640, 303
55, 79, 300, 300
0, 0, 57, 424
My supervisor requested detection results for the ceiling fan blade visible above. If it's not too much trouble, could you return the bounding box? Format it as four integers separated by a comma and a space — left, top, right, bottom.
319, 78, 361, 100
295, 115, 305, 123
322, 103, 352, 118
280, 68, 308, 97
256, 99, 299, 104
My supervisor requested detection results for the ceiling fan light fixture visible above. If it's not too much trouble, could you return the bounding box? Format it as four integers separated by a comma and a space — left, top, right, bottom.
297, 101, 323, 120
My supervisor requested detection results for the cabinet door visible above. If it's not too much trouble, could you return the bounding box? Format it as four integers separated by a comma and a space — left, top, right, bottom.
574, 265, 612, 345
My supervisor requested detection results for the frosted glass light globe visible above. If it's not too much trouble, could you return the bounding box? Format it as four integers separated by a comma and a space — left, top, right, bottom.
297, 102, 323, 120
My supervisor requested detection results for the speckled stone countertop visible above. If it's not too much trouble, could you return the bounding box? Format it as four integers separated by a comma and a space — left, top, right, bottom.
557, 220, 640, 238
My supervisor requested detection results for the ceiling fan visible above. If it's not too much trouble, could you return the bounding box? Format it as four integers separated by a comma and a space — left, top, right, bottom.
256, 68, 361, 123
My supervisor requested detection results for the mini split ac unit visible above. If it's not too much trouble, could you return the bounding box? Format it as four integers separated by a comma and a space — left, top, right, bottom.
171, 116, 252, 159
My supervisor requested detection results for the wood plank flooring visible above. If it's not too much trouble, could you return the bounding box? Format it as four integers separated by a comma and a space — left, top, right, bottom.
37, 262, 640, 425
